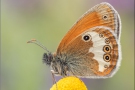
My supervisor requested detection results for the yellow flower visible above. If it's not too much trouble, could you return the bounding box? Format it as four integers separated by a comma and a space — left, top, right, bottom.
50, 76, 88, 90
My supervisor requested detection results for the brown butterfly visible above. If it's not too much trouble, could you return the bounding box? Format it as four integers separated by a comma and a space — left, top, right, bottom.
28, 2, 121, 78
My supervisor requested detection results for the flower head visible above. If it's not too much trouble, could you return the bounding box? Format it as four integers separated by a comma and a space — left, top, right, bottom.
50, 76, 87, 90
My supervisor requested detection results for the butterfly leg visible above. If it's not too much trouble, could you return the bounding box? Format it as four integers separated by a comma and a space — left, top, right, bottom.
51, 70, 58, 90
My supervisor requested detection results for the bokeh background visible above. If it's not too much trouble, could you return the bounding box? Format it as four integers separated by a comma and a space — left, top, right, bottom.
1, 0, 134, 90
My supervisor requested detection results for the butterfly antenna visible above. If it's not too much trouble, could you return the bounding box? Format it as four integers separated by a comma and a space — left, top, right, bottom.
27, 39, 50, 53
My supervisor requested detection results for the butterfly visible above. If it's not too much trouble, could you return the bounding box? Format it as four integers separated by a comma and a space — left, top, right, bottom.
28, 2, 121, 78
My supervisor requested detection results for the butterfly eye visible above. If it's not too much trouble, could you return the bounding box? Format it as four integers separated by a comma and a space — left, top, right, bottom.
103, 45, 111, 53
82, 34, 91, 42
103, 54, 111, 62
99, 33, 104, 38
105, 38, 110, 44
102, 14, 108, 20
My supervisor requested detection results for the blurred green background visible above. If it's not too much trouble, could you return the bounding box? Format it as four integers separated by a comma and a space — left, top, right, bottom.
1, 0, 134, 90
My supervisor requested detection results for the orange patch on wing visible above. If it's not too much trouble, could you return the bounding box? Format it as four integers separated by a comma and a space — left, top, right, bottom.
57, 4, 116, 52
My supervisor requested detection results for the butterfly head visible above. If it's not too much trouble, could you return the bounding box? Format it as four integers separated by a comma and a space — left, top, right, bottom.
42, 53, 53, 66
43, 52, 68, 77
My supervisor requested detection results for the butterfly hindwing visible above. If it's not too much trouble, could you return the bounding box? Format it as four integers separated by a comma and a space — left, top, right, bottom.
56, 26, 120, 78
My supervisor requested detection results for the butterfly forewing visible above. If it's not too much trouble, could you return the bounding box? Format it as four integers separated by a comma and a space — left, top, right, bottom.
57, 2, 121, 53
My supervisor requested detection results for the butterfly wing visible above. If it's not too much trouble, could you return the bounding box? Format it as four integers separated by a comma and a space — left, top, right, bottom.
55, 2, 121, 78
57, 26, 121, 78
57, 2, 121, 53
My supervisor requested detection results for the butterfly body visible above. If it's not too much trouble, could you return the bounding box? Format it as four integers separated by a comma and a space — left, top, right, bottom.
42, 2, 121, 78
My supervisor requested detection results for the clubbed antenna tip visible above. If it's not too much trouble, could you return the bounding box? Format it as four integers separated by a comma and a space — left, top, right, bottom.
27, 39, 50, 53
27, 39, 37, 43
